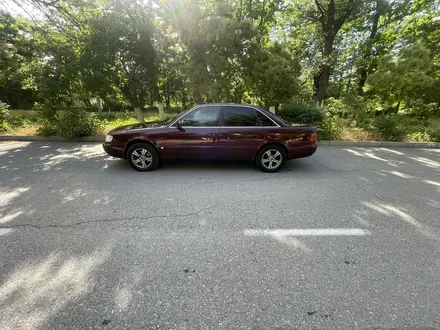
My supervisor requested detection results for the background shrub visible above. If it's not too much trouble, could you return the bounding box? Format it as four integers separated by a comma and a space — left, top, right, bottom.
426, 127, 440, 141
373, 116, 406, 141
370, 115, 428, 141
0, 101, 11, 131
317, 113, 343, 140
278, 102, 323, 124
55, 110, 102, 138
39, 110, 102, 138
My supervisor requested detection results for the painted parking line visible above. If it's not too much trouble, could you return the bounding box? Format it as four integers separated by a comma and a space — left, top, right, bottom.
243, 228, 370, 237
0, 228, 12, 237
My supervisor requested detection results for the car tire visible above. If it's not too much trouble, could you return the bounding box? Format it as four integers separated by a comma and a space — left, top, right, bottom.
256, 144, 286, 173
127, 143, 159, 171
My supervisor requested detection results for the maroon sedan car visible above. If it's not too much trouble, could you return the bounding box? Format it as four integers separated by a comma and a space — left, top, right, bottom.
103, 104, 317, 172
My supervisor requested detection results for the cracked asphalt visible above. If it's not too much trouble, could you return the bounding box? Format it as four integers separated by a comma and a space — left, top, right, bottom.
1, 141, 440, 330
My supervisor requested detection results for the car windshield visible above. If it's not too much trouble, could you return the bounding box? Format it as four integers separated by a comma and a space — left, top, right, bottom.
161, 114, 179, 126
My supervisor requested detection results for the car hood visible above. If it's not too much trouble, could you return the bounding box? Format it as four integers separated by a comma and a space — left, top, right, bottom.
108, 121, 163, 134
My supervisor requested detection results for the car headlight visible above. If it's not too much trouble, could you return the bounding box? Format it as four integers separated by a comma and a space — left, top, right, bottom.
105, 135, 113, 143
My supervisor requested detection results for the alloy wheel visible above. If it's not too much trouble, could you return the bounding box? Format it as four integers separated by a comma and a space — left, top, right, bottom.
261, 149, 282, 170
131, 148, 153, 169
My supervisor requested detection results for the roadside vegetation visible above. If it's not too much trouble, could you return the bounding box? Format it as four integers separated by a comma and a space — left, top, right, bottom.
1, 0, 440, 140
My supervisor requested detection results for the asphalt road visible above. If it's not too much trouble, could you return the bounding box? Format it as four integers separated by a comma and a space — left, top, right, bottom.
0, 141, 439, 330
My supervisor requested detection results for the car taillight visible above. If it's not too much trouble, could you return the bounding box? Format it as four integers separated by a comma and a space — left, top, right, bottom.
309, 133, 317, 144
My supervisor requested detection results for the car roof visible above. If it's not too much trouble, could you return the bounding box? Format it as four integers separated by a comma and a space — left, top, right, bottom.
193, 103, 287, 127
196, 103, 258, 107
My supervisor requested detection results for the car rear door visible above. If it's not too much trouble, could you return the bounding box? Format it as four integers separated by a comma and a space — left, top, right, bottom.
162, 106, 221, 159
217, 105, 279, 160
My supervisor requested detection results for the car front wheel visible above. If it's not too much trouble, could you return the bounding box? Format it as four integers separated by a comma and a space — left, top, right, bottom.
256, 145, 286, 172
127, 143, 159, 171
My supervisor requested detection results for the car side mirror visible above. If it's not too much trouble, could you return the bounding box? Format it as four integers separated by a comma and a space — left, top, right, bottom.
176, 120, 185, 131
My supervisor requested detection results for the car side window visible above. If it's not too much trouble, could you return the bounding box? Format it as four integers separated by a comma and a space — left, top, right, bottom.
223, 106, 259, 127
180, 106, 220, 127
255, 111, 277, 126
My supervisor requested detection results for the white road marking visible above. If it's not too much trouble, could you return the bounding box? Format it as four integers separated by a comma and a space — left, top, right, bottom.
243, 228, 370, 237
0, 228, 12, 237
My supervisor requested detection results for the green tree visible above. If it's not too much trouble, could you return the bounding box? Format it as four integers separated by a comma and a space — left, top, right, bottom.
0, 11, 39, 108
366, 43, 434, 113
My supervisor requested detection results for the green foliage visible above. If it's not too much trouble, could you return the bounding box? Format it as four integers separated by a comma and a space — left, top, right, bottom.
325, 94, 369, 120
0, 101, 10, 131
278, 102, 323, 124
369, 115, 429, 141
1, 1, 440, 140
1, 103, 40, 132
428, 129, 440, 142
366, 44, 435, 110
37, 120, 57, 137
372, 116, 406, 141
33, 102, 57, 120
317, 113, 342, 141
97, 112, 138, 121
277, 101, 342, 140
243, 44, 301, 107
39, 110, 102, 138
406, 131, 432, 142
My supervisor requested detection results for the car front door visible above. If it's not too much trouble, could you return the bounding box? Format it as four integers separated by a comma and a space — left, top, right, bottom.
218, 105, 279, 160
162, 106, 221, 159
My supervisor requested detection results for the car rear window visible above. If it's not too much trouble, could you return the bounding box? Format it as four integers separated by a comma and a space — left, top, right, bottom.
255, 111, 277, 126
223, 106, 258, 126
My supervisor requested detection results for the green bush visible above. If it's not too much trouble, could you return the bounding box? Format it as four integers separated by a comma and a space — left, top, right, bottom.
0, 101, 11, 131
371, 115, 428, 141
406, 131, 433, 142
39, 110, 102, 138
317, 113, 342, 140
37, 120, 58, 136
278, 102, 323, 124
325, 94, 370, 122
427, 128, 440, 142
9, 114, 39, 127
373, 116, 405, 141
33, 102, 57, 120
55, 110, 102, 138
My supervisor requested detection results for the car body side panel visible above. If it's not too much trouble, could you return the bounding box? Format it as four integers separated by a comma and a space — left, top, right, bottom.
217, 127, 315, 160
216, 127, 281, 159
160, 127, 219, 159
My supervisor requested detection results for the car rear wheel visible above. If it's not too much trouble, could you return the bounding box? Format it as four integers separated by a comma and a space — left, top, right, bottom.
256, 145, 286, 173
127, 143, 159, 171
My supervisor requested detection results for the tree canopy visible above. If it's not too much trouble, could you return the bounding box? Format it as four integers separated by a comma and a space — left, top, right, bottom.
1, 0, 439, 122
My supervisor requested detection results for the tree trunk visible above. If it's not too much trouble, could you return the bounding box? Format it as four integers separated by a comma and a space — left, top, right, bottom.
314, 0, 360, 102
181, 92, 187, 109
315, 34, 335, 103
194, 89, 202, 104
394, 101, 400, 114
158, 102, 165, 121
358, 1, 382, 94
96, 96, 103, 112
165, 81, 171, 108
134, 107, 145, 123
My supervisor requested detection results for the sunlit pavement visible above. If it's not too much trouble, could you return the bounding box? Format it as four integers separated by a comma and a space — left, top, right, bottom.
0, 141, 439, 330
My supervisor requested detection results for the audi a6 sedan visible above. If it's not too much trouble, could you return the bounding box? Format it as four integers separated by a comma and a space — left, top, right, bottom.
103, 104, 317, 172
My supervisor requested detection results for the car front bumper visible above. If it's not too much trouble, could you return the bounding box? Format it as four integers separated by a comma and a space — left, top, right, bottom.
103, 143, 125, 159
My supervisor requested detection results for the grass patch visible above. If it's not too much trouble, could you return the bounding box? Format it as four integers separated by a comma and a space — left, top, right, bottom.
3, 124, 41, 136
336, 127, 380, 141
